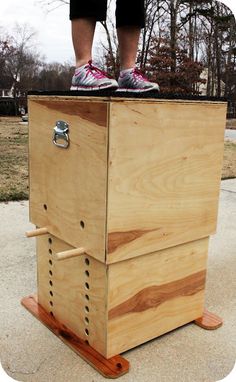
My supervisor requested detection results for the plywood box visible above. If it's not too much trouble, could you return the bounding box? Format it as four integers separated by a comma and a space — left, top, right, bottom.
36, 233, 208, 358
28, 96, 226, 264
23, 94, 226, 374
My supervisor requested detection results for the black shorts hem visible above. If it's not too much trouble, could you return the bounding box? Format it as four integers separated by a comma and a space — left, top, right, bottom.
116, 20, 145, 29
69, 13, 106, 22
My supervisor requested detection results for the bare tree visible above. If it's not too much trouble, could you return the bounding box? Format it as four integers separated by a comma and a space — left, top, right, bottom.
139, 0, 164, 69
3, 23, 42, 95
0, 31, 15, 88
37, 0, 69, 12
34, 61, 74, 90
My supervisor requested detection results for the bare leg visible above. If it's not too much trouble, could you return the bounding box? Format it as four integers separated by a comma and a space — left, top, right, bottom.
116, 25, 160, 91
71, 18, 96, 68
117, 26, 141, 70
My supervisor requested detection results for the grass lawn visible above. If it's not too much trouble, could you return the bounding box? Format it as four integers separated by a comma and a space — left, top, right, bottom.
223, 141, 236, 179
0, 117, 28, 202
0, 116, 236, 202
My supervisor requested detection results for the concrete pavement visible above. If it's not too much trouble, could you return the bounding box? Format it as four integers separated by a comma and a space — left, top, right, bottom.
0, 180, 236, 382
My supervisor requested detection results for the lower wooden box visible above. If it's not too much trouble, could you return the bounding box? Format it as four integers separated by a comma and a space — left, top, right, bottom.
36, 234, 208, 358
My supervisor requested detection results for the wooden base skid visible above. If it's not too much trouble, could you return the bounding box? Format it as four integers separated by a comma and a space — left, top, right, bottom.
21, 296, 223, 379
194, 309, 223, 330
21, 295, 129, 379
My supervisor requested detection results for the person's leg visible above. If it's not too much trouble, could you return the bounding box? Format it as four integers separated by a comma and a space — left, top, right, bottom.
71, 19, 96, 68
117, 27, 141, 71
70, 0, 107, 67
116, 0, 159, 92
116, 0, 145, 70
69, 0, 118, 90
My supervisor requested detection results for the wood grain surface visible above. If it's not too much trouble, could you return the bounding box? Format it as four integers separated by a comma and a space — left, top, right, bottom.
27, 96, 226, 365
37, 234, 108, 356
29, 97, 226, 264
108, 270, 206, 320
106, 101, 226, 263
106, 238, 209, 357
29, 98, 108, 262
36, 233, 209, 358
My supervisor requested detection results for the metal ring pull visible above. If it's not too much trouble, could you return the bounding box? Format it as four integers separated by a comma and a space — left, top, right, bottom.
53, 120, 70, 149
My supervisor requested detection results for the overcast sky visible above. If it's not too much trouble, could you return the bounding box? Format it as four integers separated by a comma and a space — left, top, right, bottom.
0, 0, 235, 65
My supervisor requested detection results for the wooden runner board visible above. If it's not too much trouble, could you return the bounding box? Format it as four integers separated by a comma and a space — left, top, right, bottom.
194, 309, 223, 330
21, 295, 130, 379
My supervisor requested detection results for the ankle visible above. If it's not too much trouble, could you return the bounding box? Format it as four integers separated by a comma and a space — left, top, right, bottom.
120, 67, 134, 75
75, 59, 91, 68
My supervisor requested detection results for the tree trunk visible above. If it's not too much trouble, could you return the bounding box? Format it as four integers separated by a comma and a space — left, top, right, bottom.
170, 0, 178, 84
189, 0, 194, 62
101, 21, 117, 78
214, 4, 222, 97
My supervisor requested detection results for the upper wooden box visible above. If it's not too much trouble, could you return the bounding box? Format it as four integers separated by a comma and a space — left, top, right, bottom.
28, 95, 226, 264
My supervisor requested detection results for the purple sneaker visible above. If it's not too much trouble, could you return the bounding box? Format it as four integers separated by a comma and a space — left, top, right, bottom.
118, 68, 160, 92
70, 60, 118, 91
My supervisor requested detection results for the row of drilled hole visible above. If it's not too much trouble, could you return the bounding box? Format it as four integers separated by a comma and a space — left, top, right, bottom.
84, 257, 90, 341
47, 237, 91, 342
48, 237, 54, 316
47, 241, 122, 369
46, 238, 122, 368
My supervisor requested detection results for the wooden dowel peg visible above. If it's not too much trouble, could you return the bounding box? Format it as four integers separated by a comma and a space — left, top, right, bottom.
26, 227, 48, 238
53, 247, 85, 261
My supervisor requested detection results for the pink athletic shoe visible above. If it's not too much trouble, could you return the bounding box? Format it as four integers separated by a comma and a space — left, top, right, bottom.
117, 68, 160, 92
70, 60, 118, 91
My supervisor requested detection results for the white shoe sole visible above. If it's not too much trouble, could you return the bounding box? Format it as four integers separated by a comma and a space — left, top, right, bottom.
70, 84, 118, 91
116, 84, 160, 93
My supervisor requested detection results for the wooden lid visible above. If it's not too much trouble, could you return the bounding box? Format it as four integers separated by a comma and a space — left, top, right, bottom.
27, 90, 227, 103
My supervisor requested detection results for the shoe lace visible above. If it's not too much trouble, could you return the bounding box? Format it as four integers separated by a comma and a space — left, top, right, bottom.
132, 68, 148, 81
85, 60, 112, 80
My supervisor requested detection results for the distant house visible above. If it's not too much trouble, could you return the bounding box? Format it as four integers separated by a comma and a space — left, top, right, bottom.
0, 83, 26, 115
198, 68, 226, 97
0, 85, 19, 116
197, 68, 236, 118
0, 75, 22, 99
0, 88, 14, 98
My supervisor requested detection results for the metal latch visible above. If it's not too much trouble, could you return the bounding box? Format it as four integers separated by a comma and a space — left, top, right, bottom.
53, 121, 70, 149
